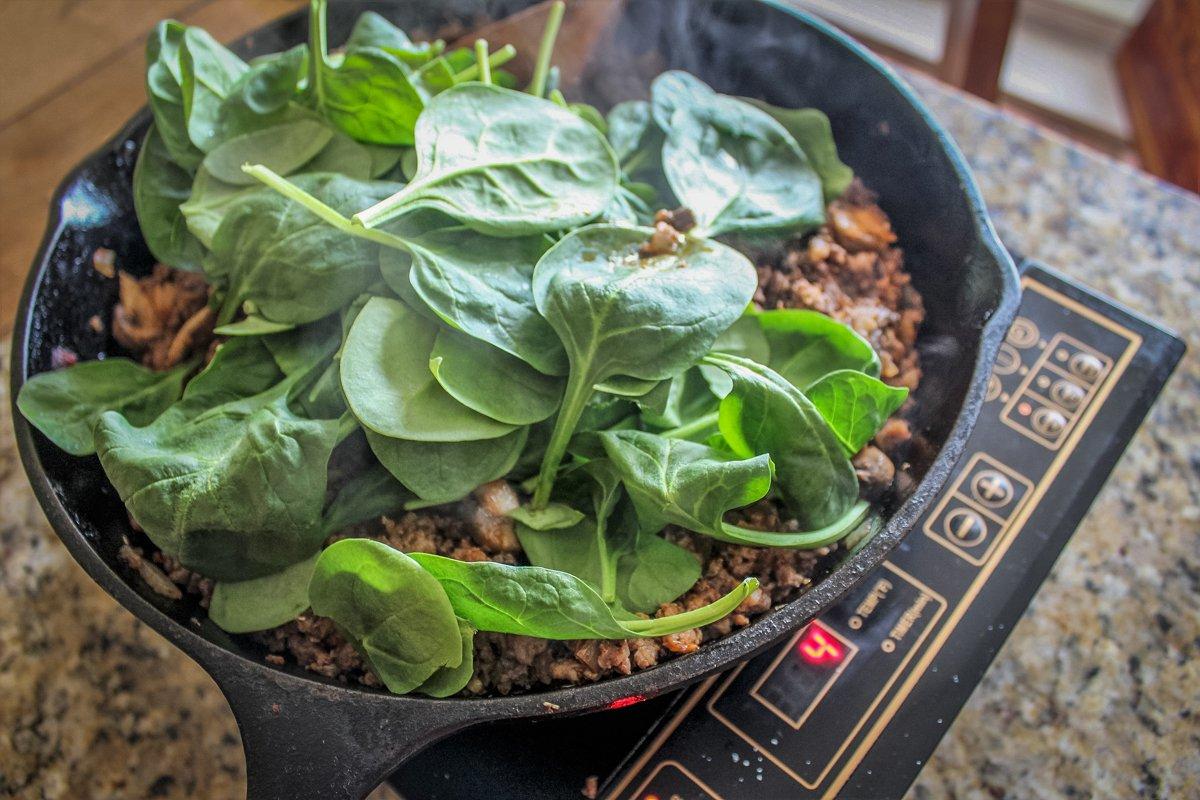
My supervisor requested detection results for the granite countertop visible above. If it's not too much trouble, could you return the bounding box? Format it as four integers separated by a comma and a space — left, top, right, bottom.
1, 73, 1196, 799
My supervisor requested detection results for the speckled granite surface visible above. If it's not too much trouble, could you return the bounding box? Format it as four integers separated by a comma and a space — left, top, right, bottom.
1, 72, 1196, 799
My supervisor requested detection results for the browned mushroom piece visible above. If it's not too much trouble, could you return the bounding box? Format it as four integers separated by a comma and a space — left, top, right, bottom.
828, 198, 898, 252
108, 258, 214, 368
638, 219, 686, 258
853, 445, 896, 497
465, 480, 523, 554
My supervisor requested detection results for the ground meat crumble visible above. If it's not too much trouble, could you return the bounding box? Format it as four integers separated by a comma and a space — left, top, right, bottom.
111, 181, 925, 696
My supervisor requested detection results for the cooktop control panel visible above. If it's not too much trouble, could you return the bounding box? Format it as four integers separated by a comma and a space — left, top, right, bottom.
600, 263, 1183, 800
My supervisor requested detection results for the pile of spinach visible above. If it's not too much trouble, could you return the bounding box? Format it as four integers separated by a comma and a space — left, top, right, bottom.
17, 0, 905, 697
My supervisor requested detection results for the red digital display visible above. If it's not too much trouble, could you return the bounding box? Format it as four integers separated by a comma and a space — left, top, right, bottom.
796, 622, 844, 666
608, 693, 647, 710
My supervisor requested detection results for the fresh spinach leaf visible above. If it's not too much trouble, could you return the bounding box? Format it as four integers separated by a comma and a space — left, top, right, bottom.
308, 0, 424, 146
213, 316, 296, 336
341, 297, 518, 442
509, 503, 585, 531
262, 313, 342, 376
180, 167, 258, 248
321, 459, 413, 535
529, 224, 757, 506
351, 83, 618, 235
366, 426, 527, 505
408, 552, 757, 639
602, 428, 869, 549
133, 125, 206, 271
741, 99, 853, 202
208, 174, 395, 325
17, 356, 192, 456
651, 71, 823, 237
601, 429, 771, 538
428, 323, 564, 426
805, 369, 908, 454
754, 308, 880, 388
179, 27, 248, 152
209, 45, 306, 144
517, 460, 699, 612
202, 118, 333, 185
414, 619, 475, 697
706, 353, 858, 528
145, 21, 202, 170
308, 539, 463, 694
95, 369, 343, 581
209, 551, 319, 633
372, 216, 565, 375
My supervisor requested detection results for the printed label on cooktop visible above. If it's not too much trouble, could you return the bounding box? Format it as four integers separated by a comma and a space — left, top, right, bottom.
706, 563, 945, 789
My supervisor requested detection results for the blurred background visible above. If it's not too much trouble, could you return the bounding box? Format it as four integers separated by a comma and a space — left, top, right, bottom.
0, 0, 1196, 335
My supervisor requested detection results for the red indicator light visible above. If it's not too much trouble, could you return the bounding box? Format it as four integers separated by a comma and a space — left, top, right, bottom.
644, 795, 660, 800
1018, 401, 1032, 416
797, 623, 844, 665
608, 694, 646, 710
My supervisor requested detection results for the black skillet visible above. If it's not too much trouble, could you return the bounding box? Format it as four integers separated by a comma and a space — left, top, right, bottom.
10, 1, 1019, 797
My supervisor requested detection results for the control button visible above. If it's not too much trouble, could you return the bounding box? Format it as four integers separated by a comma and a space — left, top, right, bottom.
1032, 407, 1067, 438
971, 470, 1014, 508
942, 507, 988, 547
993, 342, 1020, 375
1006, 316, 1039, 348
1050, 379, 1085, 410
1069, 352, 1104, 382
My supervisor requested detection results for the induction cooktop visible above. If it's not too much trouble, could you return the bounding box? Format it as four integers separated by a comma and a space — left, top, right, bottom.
387, 260, 1184, 800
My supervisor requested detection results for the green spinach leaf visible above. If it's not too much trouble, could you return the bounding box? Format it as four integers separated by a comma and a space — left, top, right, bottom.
209, 551, 319, 633
366, 426, 527, 505
17, 356, 192, 456
428, 324, 564, 426
341, 297, 517, 442
377, 218, 564, 375
92, 339, 338, 580
351, 83, 618, 235
805, 369, 908, 454
145, 21, 202, 170
202, 117, 333, 184
651, 71, 823, 237
179, 27, 248, 152
208, 174, 394, 325
529, 224, 757, 506
517, 460, 699, 612
414, 619, 475, 697
321, 459, 413, 535
408, 553, 757, 639
754, 308, 880, 388
308, 539, 463, 694
706, 353, 857, 528
133, 125, 206, 271
741, 99, 853, 202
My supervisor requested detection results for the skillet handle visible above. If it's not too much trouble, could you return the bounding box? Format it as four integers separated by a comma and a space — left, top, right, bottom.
211, 663, 475, 800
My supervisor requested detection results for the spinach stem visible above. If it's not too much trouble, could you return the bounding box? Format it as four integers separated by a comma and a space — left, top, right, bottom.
451, 44, 516, 83
308, 0, 328, 107
241, 164, 415, 254
529, 0, 565, 98
474, 39, 491, 85
623, 577, 758, 636
548, 89, 567, 108
531, 366, 593, 509
595, 515, 616, 604
660, 411, 719, 440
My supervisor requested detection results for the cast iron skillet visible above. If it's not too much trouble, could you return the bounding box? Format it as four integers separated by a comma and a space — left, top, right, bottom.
10, 1, 1019, 797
